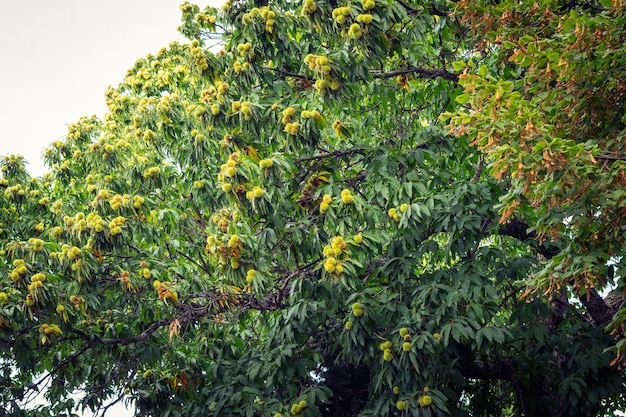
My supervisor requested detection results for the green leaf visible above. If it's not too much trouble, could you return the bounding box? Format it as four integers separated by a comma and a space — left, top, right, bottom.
452, 61, 466, 71
455, 93, 471, 104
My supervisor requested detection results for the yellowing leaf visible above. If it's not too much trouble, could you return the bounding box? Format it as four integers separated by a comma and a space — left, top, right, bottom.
246, 145, 260, 162
169, 319, 181, 340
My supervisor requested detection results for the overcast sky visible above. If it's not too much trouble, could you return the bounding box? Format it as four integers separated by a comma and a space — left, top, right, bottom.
0, 0, 220, 177
1, 2, 219, 415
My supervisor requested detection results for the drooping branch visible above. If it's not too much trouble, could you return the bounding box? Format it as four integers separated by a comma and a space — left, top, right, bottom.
176, 248, 212, 275
18, 344, 92, 407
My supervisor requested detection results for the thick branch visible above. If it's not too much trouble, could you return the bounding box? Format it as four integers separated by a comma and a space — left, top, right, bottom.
457, 343, 515, 380
499, 218, 622, 327
498, 218, 560, 259
239, 292, 287, 311
578, 288, 620, 326
460, 357, 516, 380
97, 318, 172, 345
429, 5, 449, 17
92, 288, 291, 346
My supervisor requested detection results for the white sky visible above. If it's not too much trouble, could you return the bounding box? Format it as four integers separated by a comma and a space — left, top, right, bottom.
0, 0, 221, 178
0, 2, 220, 416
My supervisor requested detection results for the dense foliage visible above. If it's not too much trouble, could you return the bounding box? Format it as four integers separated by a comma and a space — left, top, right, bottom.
1, 0, 625, 416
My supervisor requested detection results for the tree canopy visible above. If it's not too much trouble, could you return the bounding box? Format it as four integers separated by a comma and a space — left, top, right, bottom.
1, 0, 625, 416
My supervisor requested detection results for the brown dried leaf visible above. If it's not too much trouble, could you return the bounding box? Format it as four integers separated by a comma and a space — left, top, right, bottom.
169, 319, 181, 341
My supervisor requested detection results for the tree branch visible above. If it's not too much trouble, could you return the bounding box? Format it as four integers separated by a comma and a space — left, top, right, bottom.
96, 318, 172, 345
371, 65, 459, 83
457, 343, 516, 380
460, 357, 516, 380
498, 218, 622, 327
395, 0, 450, 17
498, 218, 561, 259
295, 149, 365, 164
578, 288, 619, 326
429, 5, 449, 17
176, 248, 211, 275
596, 153, 626, 161
395, 0, 420, 15
263, 66, 313, 81
471, 155, 484, 183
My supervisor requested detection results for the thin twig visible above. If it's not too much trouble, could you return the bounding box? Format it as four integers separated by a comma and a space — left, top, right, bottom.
371, 65, 459, 83
295, 149, 366, 164
471, 155, 484, 183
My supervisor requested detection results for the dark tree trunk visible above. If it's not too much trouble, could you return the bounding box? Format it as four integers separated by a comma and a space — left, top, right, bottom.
318, 363, 370, 417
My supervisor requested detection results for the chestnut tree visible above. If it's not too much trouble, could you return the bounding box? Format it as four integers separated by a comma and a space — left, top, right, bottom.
1, 0, 625, 416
